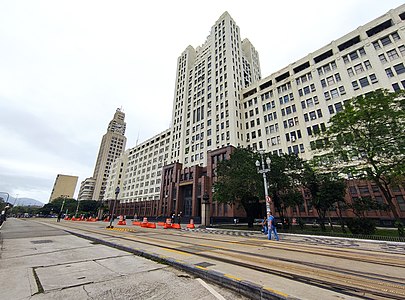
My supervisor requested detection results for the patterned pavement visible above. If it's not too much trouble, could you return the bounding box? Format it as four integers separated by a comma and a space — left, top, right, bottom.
184, 227, 405, 255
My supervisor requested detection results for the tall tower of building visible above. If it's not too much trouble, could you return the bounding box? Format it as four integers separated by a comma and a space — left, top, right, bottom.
170, 12, 261, 167
92, 108, 127, 201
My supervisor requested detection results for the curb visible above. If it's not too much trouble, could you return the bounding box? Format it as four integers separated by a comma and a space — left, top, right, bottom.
65, 229, 297, 300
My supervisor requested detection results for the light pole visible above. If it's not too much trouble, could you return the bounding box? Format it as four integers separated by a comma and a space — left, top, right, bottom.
107, 186, 120, 229
201, 192, 210, 228
1, 192, 10, 223
75, 200, 80, 217
58, 196, 66, 222
256, 151, 272, 240
0, 192, 10, 204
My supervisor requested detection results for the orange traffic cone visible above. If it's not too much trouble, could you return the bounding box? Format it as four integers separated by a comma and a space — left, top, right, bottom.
172, 223, 181, 229
186, 219, 195, 229
117, 215, 127, 225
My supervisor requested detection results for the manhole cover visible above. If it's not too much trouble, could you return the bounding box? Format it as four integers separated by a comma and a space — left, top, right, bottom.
31, 240, 53, 244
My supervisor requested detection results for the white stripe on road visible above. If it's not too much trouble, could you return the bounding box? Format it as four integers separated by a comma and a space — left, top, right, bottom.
196, 278, 227, 300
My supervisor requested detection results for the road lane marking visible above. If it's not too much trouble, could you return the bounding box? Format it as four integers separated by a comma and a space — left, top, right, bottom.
196, 278, 226, 300
263, 287, 289, 298
223, 274, 241, 281
161, 248, 191, 256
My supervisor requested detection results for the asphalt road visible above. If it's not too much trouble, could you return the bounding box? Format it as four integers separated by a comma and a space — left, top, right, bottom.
3, 218, 405, 300
0, 218, 248, 300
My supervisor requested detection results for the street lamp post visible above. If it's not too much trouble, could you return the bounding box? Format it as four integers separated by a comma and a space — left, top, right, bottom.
58, 197, 66, 222
75, 200, 80, 217
107, 186, 120, 229
0, 192, 10, 203
1, 192, 10, 223
201, 193, 210, 228
255, 151, 272, 240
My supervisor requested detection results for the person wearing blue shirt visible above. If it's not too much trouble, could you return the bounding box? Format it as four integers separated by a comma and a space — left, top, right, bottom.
267, 211, 279, 241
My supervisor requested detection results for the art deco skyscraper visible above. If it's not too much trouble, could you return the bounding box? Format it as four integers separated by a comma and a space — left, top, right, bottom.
92, 108, 127, 200
170, 12, 261, 167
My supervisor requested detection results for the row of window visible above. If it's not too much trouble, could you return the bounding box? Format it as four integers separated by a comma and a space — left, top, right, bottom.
372, 31, 401, 50
352, 74, 378, 90
342, 47, 367, 64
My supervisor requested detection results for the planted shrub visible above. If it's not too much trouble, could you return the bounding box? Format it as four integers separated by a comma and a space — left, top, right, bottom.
346, 218, 376, 235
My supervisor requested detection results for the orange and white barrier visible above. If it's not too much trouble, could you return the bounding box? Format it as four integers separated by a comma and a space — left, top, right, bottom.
186, 219, 195, 229
117, 215, 127, 225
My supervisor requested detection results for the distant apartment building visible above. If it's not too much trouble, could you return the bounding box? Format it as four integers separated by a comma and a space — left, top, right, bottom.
49, 174, 78, 202
104, 129, 171, 207
90, 108, 127, 201
110, 5, 405, 221
77, 177, 95, 201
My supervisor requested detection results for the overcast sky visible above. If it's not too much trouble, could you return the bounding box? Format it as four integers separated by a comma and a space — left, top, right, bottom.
0, 1, 403, 204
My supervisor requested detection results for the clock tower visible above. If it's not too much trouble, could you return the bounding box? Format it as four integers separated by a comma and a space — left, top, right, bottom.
91, 108, 127, 201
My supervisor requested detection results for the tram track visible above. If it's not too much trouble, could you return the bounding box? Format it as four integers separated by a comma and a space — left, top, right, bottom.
43, 221, 405, 300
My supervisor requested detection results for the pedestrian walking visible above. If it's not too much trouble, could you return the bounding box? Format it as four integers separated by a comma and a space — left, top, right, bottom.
267, 211, 279, 241
177, 211, 182, 224
57, 212, 62, 222
171, 212, 175, 224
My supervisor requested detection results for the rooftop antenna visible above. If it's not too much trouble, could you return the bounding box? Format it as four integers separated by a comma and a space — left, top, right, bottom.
136, 130, 140, 147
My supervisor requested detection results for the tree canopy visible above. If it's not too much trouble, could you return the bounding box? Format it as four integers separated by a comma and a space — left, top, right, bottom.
213, 147, 306, 227
213, 147, 263, 227
313, 89, 405, 221
302, 166, 346, 230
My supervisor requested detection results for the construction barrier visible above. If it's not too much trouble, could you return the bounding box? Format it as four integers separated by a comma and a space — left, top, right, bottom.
117, 220, 127, 225
103, 216, 110, 222
172, 223, 181, 229
186, 219, 195, 229
164, 223, 181, 229
147, 223, 156, 228
132, 221, 141, 226
117, 215, 127, 226
157, 221, 165, 226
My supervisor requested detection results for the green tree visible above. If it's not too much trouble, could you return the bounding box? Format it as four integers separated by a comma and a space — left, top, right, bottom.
213, 147, 262, 227
313, 90, 405, 227
41, 198, 78, 216
302, 165, 346, 231
75, 200, 102, 216
267, 154, 305, 226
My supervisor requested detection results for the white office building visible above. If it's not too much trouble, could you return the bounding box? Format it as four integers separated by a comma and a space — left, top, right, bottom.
107, 5, 405, 218
169, 12, 261, 167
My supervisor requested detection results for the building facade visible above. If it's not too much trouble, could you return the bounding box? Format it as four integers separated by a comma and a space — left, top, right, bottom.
110, 6, 405, 222
49, 174, 78, 202
169, 12, 261, 168
239, 5, 405, 159
77, 177, 96, 201
104, 129, 171, 203
91, 108, 127, 201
